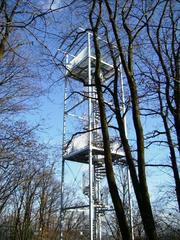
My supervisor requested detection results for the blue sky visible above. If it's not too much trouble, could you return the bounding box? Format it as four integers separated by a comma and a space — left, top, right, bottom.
14, 0, 179, 210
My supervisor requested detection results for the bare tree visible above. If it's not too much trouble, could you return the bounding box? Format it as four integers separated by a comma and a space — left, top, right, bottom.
145, 0, 180, 154
86, 1, 158, 239
131, 0, 180, 211
0, 122, 40, 213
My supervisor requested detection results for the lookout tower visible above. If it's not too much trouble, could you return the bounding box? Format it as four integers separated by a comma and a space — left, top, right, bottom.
60, 31, 132, 240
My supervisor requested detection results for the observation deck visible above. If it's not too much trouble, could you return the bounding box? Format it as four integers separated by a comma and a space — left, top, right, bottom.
66, 47, 115, 84
63, 133, 125, 164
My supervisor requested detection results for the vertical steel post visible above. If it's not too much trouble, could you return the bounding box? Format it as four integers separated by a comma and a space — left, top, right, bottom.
120, 63, 134, 240
88, 32, 94, 240
127, 167, 134, 240
60, 55, 68, 240
95, 88, 102, 240
98, 179, 102, 240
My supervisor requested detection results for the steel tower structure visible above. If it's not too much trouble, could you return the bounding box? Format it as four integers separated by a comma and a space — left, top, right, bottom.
60, 32, 133, 240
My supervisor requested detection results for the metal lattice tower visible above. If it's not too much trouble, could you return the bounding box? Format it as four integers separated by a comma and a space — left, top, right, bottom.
60, 31, 133, 240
